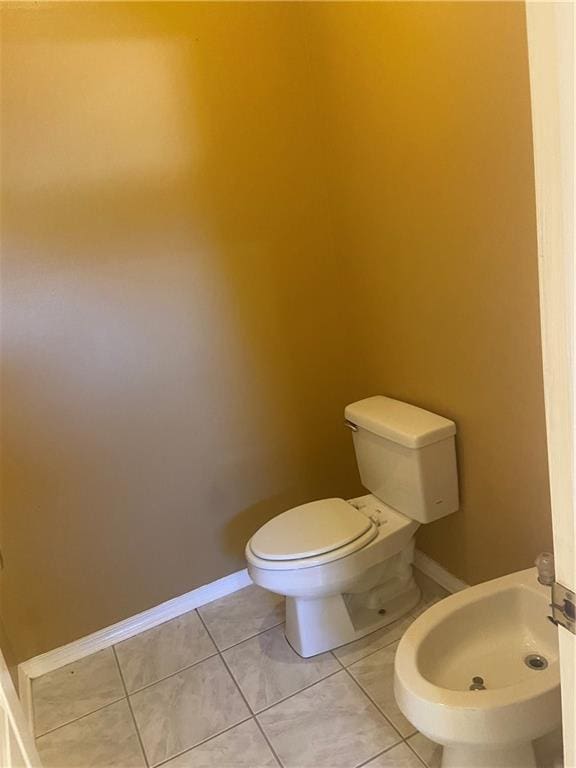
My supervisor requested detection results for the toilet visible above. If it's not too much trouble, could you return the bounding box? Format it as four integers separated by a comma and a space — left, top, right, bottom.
245, 396, 459, 657
394, 568, 561, 768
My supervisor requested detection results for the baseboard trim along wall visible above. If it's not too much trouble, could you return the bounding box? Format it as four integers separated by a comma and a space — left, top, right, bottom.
413, 549, 469, 594
17, 550, 467, 728
17, 568, 252, 728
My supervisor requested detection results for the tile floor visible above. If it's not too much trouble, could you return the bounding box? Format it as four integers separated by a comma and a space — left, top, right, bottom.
30, 571, 561, 768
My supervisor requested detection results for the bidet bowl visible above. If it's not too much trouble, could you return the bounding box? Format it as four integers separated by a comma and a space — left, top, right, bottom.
394, 568, 561, 752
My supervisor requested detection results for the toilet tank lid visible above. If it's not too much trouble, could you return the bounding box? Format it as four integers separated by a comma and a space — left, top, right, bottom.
345, 396, 456, 448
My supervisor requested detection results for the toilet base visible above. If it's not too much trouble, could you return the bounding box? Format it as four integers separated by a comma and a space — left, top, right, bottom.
441, 742, 537, 768
285, 578, 420, 657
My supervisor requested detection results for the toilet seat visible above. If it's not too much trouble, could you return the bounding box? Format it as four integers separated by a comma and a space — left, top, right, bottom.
247, 498, 378, 570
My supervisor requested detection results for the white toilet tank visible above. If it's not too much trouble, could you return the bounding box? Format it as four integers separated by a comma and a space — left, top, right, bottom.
345, 396, 459, 524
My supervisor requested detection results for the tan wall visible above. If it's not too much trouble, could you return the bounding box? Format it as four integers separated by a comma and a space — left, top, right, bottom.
305, 1, 552, 584
0, 2, 550, 662
0, 3, 363, 662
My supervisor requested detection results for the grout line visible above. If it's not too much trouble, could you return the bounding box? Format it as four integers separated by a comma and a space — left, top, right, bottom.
151, 715, 255, 768
203, 606, 412, 730
213, 619, 350, 719
34, 606, 330, 747
33, 695, 127, 740
116, 631, 254, 768
213, 619, 285, 654
196, 611, 255, 717
341, 666, 405, 744
197, 611, 284, 767
198, 610, 340, 718
404, 736, 434, 768
34, 607, 406, 738
253, 717, 283, 768
120, 648, 220, 696
112, 646, 150, 768
33, 608, 287, 741
330, 649, 346, 668
335, 625, 412, 669
217, 622, 345, 717
30, 584, 442, 767
253, 668, 343, 716
130, 607, 251, 766
355, 739, 409, 768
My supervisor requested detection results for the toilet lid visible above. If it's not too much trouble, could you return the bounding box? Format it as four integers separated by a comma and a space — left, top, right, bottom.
250, 498, 374, 561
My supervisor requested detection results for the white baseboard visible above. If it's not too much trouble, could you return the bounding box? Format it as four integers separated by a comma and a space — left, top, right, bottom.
414, 548, 469, 594
18, 552, 466, 730
18, 568, 252, 728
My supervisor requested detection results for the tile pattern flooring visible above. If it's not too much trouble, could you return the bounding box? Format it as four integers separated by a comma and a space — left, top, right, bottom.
30, 570, 560, 768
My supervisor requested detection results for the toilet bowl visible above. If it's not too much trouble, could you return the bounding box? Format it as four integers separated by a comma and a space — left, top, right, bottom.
246, 494, 422, 656
246, 396, 460, 657
394, 568, 561, 768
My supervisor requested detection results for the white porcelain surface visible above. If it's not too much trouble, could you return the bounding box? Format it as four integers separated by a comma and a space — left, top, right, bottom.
247, 495, 418, 591
32, 648, 124, 736
395, 568, 562, 766
346, 397, 459, 524
344, 396, 456, 449
257, 671, 400, 768
130, 655, 250, 766
249, 498, 374, 561
249, 530, 421, 656
115, 609, 217, 692
36, 700, 145, 768
243, 399, 458, 657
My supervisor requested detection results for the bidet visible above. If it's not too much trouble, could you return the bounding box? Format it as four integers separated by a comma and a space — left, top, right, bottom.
394, 568, 561, 768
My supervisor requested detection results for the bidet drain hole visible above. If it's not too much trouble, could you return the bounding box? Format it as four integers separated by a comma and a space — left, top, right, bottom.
524, 654, 548, 670
469, 675, 486, 690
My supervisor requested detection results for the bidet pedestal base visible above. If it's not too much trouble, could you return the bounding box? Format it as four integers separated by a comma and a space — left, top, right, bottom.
441, 742, 537, 768
285, 579, 420, 657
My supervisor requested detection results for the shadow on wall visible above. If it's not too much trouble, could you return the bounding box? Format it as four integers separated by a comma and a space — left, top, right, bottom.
302, 1, 552, 584
0, 3, 366, 662
0, 1, 551, 663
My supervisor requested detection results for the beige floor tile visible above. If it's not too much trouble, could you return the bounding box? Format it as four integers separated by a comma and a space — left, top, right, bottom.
411, 570, 450, 618
161, 720, 279, 768
348, 641, 416, 737
223, 624, 340, 712
32, 648, 125, 736
130, 654, 250, 766
257, 670, 400, 768
406, 733, 443, 768
198, 585, 284, 650
333, 615, 414, 667
365, 742, 426, 768
36, 699, 145, 768
115, 610, 217, 692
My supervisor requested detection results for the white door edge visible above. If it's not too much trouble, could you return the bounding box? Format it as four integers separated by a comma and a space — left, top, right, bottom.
525, 2, 575, 765
0, 649, 42, 767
